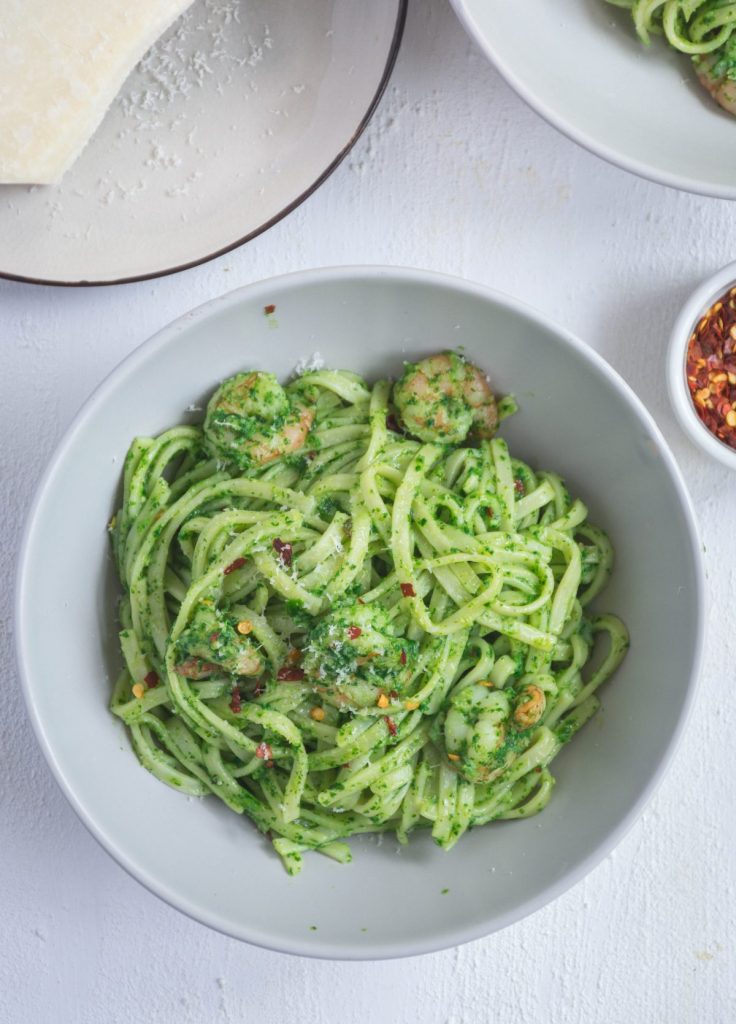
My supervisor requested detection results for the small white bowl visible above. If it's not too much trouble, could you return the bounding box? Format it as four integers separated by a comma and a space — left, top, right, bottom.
668, 260, 736, 470
16, 267, 705, 958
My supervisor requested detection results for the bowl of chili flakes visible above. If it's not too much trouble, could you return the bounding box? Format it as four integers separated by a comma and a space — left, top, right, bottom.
669, 260, 736, 469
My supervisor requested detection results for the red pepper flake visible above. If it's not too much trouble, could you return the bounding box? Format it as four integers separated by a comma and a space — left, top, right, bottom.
687, 287, 736, 449
253, 680, 265, 698
230, 686, 242, 714
264, 304, 276, 315
209, 631, 220, 644
255, 741, 273, 760
386, 413, 403, 434
384, 716, 397, 737
400, 582, 415, 597
273, 538, 293, 567
347, 626, 362, 639
389, 689, 399, 700
277, 666, 305, 681
144, 670, 160, 689
400, 649, 407, 666
514, 477, 525, 495
224, 556, 246, 575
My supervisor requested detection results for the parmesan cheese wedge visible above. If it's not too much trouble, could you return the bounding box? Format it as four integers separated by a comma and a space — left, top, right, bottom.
0, 0, 195, 184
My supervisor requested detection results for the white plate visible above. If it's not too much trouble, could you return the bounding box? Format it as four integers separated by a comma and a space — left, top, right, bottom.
0, 0, 405, 285
451, 0, 736, 198
16, 267, 705, 958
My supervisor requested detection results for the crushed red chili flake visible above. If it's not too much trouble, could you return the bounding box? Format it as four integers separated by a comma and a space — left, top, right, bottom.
400, 582, 415, 597
400, 649, 407, 666
264, 304, 276, 315
389, 689, 399, 700
273, 538, 293, 566
277, 666, 305, 681
230, 686, 242, 714
209, 631, 220, 644
384, 716, 397, 737
223, 556, 246, 575
255, 742, 273, 759
347, 626, 362, 639
514, 477, 525, 495
687, 287, 736, 449
386, 413, 403, 434
144, 670, 159, 688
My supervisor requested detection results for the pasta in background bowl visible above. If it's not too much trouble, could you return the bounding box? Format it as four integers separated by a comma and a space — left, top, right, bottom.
16, 267, 704, 958
451, 0, 736, 198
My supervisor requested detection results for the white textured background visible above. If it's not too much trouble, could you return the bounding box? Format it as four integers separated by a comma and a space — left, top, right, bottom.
2, 1, 734, 1020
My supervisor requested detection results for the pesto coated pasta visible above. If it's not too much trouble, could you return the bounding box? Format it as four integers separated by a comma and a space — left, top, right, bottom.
605, 0, 736, 114
109, 352, 628, 875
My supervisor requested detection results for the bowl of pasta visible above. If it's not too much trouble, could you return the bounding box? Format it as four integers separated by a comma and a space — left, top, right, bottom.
451, 0, 736, 198
16, 266, 704, 958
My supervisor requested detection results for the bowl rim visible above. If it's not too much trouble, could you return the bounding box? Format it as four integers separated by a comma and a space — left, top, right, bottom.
668, 260, 736, 469
449, 0, 736, 201
14, 265, 707, 959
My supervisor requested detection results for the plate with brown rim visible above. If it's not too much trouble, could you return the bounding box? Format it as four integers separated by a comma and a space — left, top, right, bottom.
0, 0, 405, 286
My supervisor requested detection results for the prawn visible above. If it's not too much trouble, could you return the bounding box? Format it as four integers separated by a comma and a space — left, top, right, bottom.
175, 603, 264, 679
512, 684, 546, 730
696, 54, 736, 115
204, 371, 314, 468
444, 683, 512, 784
393, 352, 498, 444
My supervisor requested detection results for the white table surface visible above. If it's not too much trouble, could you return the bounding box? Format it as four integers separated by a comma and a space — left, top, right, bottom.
2, 1, 734, 1020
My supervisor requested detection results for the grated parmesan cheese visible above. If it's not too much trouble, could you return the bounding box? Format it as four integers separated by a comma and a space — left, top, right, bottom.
293, 352, 326, 375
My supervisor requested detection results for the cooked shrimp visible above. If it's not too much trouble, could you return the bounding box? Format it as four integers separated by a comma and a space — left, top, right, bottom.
175, 657, 220, 680
175, 604, 264, 679
248, 405, 314, 464
696, 55, 736, 116
302, 600, 416, 707
176, 646, 262, 679
204, 371, 314, 468
513, 684, 546, 730
393, 352, 498, 444
444, 684, 512, 783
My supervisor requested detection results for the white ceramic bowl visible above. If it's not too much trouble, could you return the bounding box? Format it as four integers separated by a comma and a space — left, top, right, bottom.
668, 260, 736, 468
451, 0, 736, 199
16, 267, 704, 958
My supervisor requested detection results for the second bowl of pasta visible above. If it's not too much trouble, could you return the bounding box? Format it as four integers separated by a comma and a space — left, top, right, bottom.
451, 0, 736, 198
